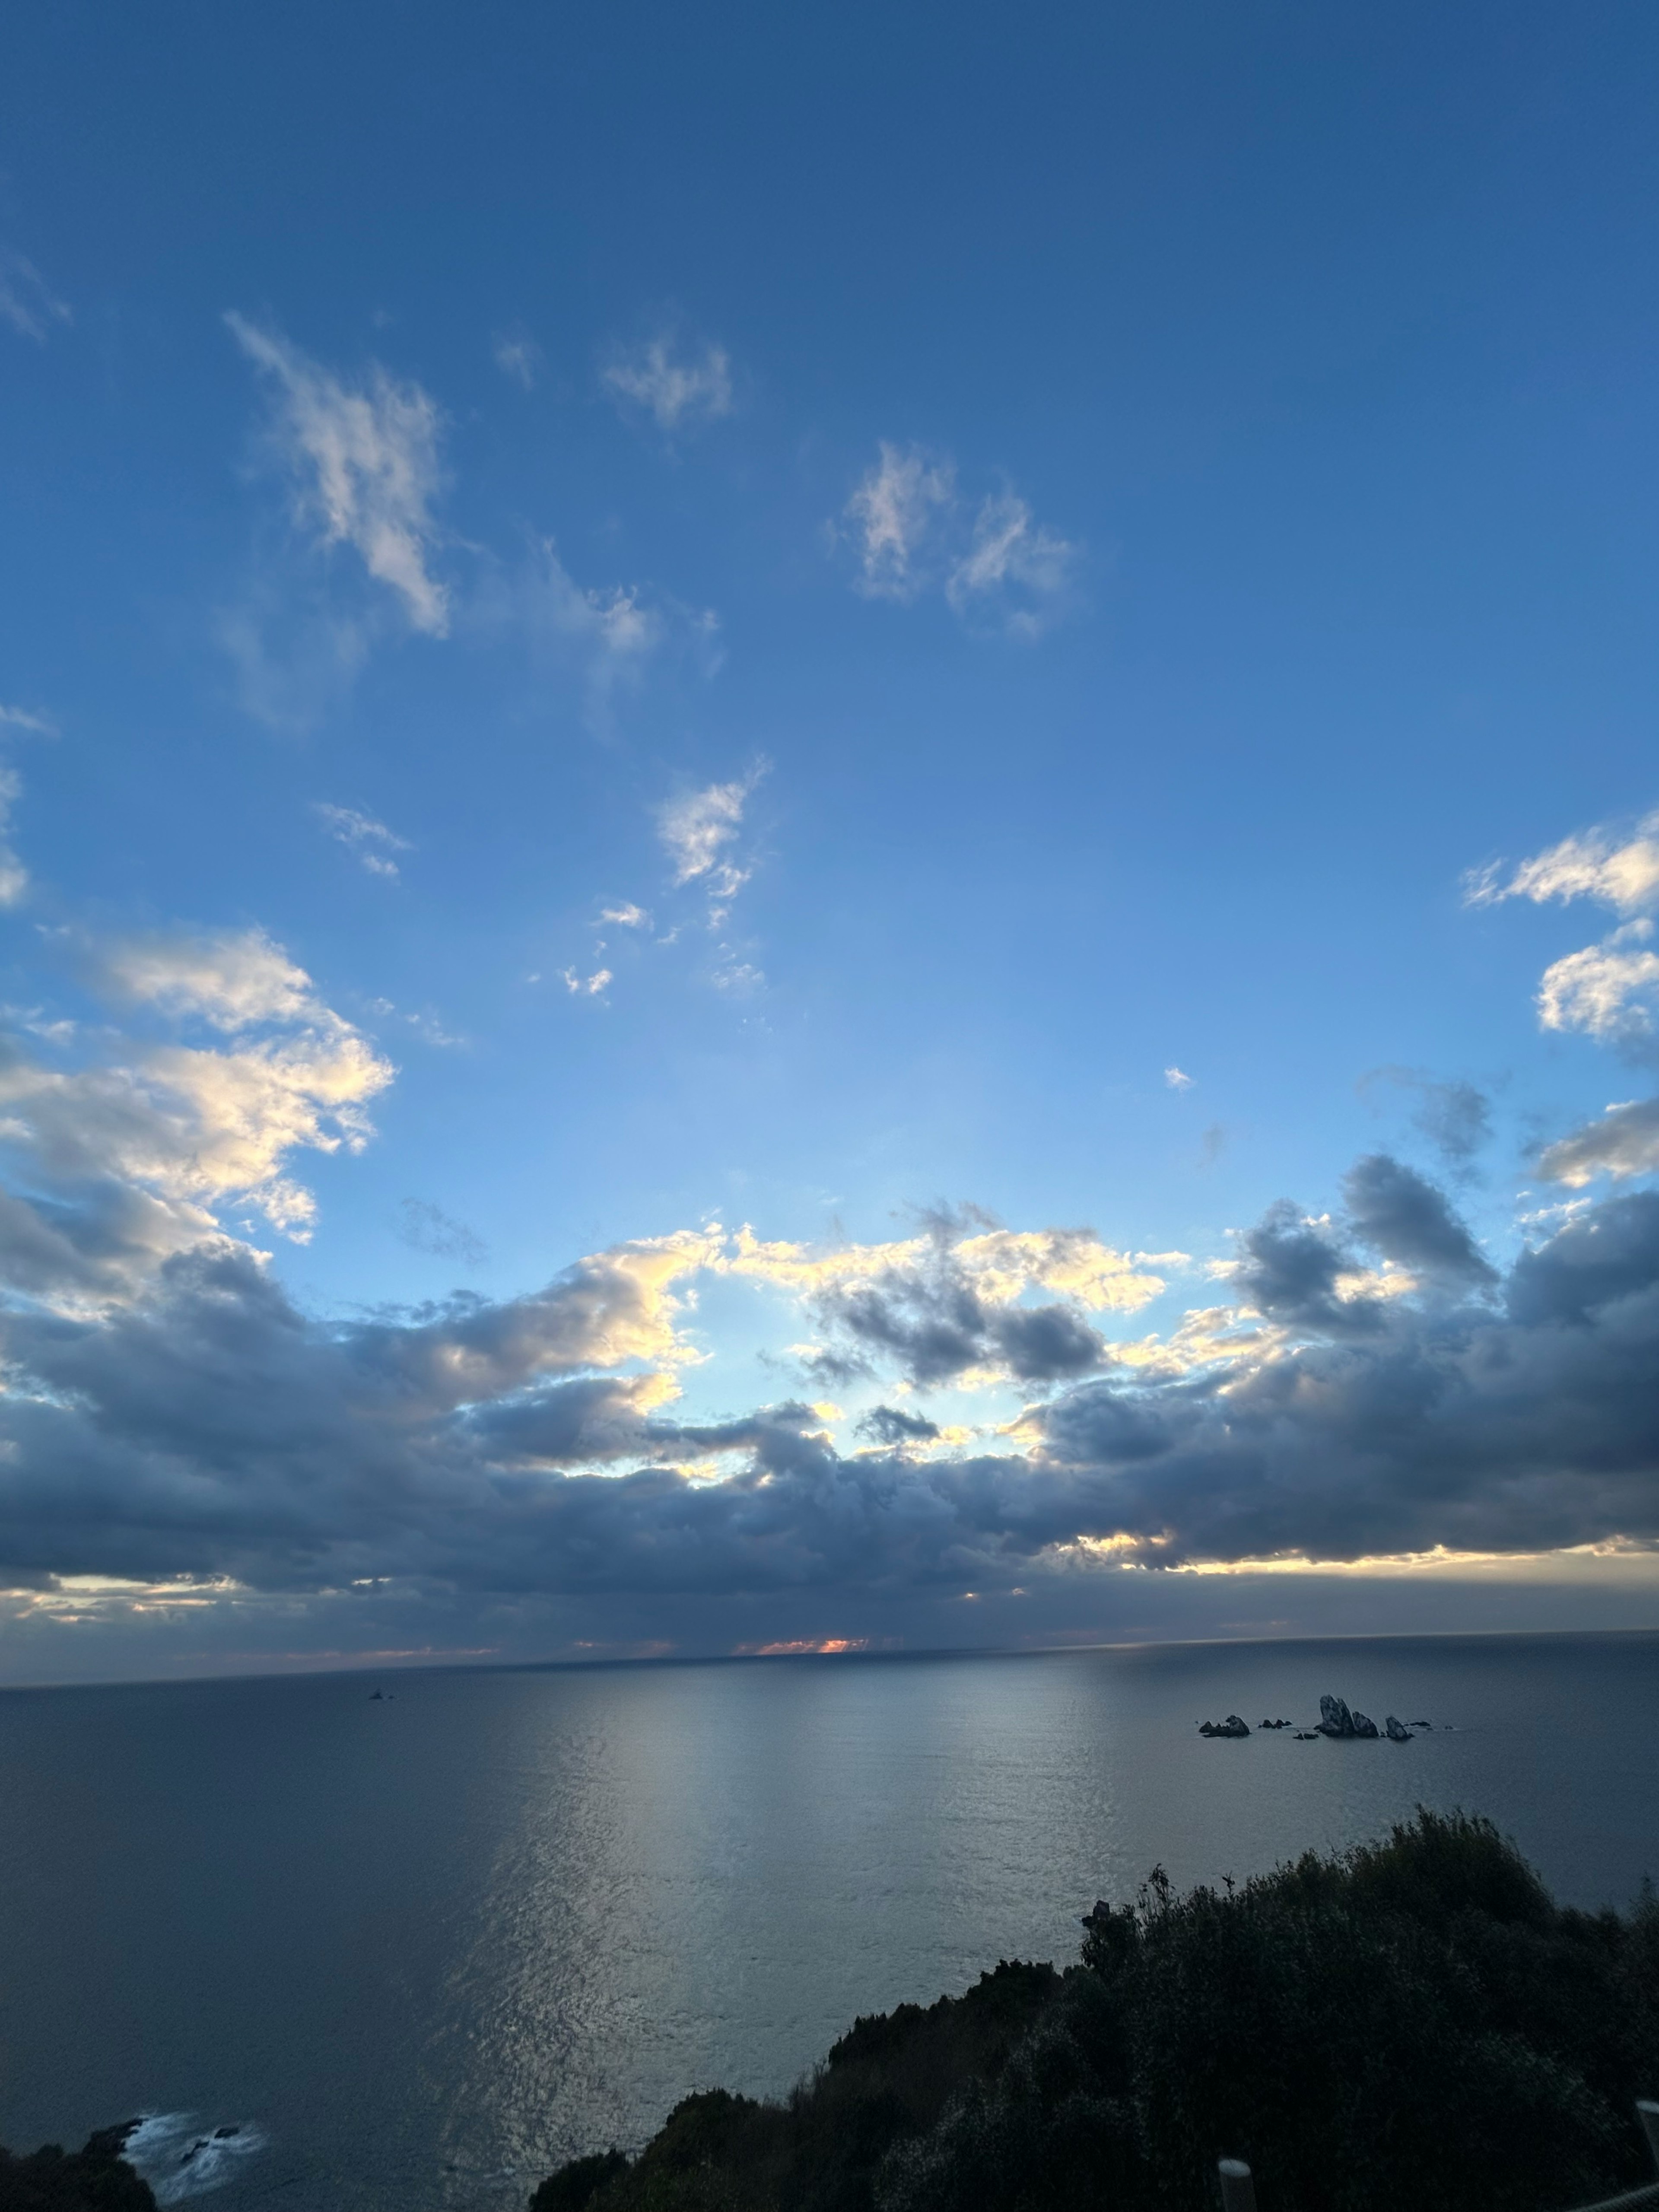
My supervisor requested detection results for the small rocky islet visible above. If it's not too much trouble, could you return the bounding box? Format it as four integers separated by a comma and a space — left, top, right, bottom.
1197, 1694, 1440, 1740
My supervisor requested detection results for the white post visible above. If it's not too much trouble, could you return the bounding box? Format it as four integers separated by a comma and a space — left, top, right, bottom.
1637, 2101, 1659, 2174
1218, 2157, 1257, 2212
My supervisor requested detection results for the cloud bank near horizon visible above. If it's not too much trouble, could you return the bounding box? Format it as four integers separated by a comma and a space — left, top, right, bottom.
3, 760, 1659, 1672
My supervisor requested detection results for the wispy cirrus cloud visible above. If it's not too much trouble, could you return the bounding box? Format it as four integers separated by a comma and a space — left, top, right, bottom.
944, 492, 1080, 639
398, 1197, 488, 1267
602, 334, 734, 433
0, 768, 29, 909
492, 328, 543, 391
0, 248, 70, 343
0, 705, 58, 737
226, 314, 450, 636
314, 803, 411, 879
840, 443, 1080, 636
844, 443, 956, 601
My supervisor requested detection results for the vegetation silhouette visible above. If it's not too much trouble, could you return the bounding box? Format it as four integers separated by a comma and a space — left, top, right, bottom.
0, 2128, 156, 2212
530, 1810, 1659, 2212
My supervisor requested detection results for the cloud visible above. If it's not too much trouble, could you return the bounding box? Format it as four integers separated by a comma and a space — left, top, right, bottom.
483, 536, 721, 728
98, 928, 321, 1030
1538, 1097, 1659, 1188
658, 769, 764, 896
397, 1198, 488, 1267
1465, 815, 1659, 918
598, 904, 652, 930
1469, 812, 1659, 1067
856, 1404, 941, 1447
840, 445, 1077, 634
1364, 1069, 1494, 1166
844, 443, 957, 601
314, 803, 411, 879
9, 1115, 1659, 1646
1164, 1067, 1193, 1091
1536, 925, 1659, 1054
6, 929, 394, 1253
493, 331, 542, 390
1341, 1153, 1496, 1285
944, 493, 1080, 638
0, 705, 58, 738
0, 249, 70, 342
726, 1211, 1170, 1387
226, 315, 449, 636
8, 1172, 1659, 1622
602, 336, 734, 432
0, 768, 29, 908
560, 966, 612, 998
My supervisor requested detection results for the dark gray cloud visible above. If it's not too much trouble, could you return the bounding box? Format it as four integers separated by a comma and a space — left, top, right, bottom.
1341, 1154, 1497, 1284
0, 1161, 1657, 1627
856, 1405, 941, 1446
1233, 1200, 1378, 1334
800, 1210, 1112, 1386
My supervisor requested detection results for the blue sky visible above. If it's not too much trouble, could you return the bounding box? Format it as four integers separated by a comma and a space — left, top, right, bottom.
2, 1, 1659, 1679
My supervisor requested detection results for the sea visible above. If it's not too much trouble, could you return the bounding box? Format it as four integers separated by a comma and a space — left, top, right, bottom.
2, 1631, 1657, 2211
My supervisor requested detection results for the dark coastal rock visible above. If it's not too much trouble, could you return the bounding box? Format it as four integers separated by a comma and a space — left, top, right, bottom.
1258, 1718, 1292, 1729
1294, 1730, 1319, 1739
1351, 1711, 1379, 1738
1385, 1716, 1412, 1742
1198, 1714, 1251, 1738
1318, 1693, 1355, 1737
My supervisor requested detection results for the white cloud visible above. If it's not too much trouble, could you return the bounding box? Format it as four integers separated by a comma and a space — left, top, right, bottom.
1165, 1066, 1194, 1090
840, 445, 1077, 634
0, 249, 70, 343
598, 904, 652, 930
99, 928, 321, 1031
1, 928, 393, 1250
226, 315, 450, 636
560, 966, 612, 998
314, 802, 411, 879
1536, 924, 1659, 1050
602, 337, 734, 432
493, 331, 542, 391
1538, 1098, 1659, 1188
945, 493, 1079, 637
844, 442, 955, 601
1465, 813, 1659, 917
658, 770, 763, 892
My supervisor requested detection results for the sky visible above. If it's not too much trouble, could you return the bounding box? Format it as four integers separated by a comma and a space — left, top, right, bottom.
1, 0, 1659, 1681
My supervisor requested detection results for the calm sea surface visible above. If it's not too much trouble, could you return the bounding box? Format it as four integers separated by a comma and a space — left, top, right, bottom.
3, 1633, 1658, 2209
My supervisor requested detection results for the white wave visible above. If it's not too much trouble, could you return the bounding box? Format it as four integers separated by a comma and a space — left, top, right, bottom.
122, 2111, 269, 2202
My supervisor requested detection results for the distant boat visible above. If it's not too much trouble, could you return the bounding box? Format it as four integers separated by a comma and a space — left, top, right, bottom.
369, 1689, 385, 1701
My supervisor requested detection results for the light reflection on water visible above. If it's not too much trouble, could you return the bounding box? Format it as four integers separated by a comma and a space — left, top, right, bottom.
2, 1634, 1657, 2211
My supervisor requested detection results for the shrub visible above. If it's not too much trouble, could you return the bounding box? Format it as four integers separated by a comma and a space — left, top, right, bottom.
531, 1811, 1659, 2212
